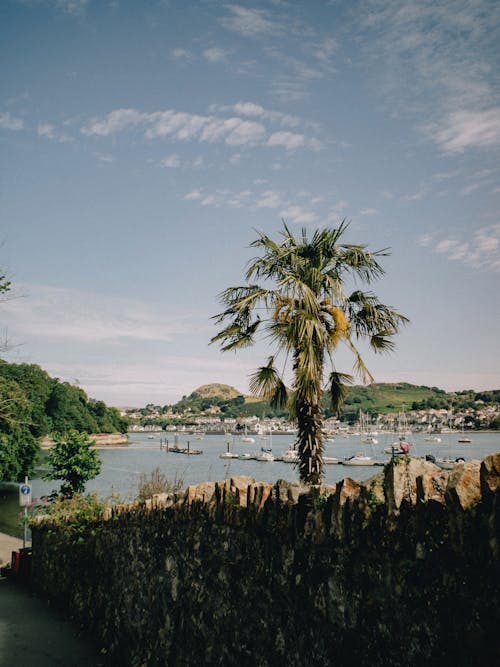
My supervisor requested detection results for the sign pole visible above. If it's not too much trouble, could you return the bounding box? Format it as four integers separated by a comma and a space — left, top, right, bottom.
19, 475, 32, 548
23, 476, 28, 548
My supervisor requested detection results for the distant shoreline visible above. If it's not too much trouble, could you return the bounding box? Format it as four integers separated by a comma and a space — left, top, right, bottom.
40, 433, 128, 449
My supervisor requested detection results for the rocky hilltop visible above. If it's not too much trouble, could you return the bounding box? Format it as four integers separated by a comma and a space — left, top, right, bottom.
188, 383, 244, 400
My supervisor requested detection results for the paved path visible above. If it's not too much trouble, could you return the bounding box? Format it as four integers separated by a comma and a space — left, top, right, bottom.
0, 532, 104, 666
0, 577, 104, 667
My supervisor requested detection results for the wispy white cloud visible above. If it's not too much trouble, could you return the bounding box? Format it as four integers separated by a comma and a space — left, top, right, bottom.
209, 101, 301, 128
0, 111, 24, 131
280, 205, 318, 225
430, 108, 500, 153
160, 153, 181, 168
80, 106, 321, 151
42, 354, 255, 405
81, 109, 147, 136
359, 208, 378, 216
358, 1, 500, 151
419, 223, 500, 272
182, 185, 331, 224
37, 122, 72, 143
267, 131, 321, 151
170, 48, 192, 60
26, 0, 90, 15
2, 283, 198, 344
220, 4, 283, 38
93, 152, 115, 163
183, 190, 203, 201
203, 47, 229, 64
255, 190, 282, 209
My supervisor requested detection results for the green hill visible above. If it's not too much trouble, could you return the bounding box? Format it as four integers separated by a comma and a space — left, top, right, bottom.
166, 382, 500, 422
188, 384, 243, 400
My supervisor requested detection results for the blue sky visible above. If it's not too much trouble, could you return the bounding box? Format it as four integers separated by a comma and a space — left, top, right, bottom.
1, 0, 499, 406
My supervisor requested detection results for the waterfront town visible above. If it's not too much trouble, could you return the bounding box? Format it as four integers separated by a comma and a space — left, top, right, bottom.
126, 402, 500, 435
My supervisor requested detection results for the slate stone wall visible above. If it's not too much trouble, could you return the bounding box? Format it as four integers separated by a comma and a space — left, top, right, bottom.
31, 454, 500, 666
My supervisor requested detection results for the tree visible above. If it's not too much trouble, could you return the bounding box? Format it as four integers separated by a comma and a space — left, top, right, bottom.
0, 377, 39, 481
44, 430, 102, 498
212, 222, 408, 485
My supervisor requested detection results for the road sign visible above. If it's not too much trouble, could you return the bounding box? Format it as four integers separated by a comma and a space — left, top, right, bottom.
19, 483, 32, 506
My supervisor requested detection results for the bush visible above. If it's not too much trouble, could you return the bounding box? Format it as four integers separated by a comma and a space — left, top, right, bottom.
137, 467, 184, 501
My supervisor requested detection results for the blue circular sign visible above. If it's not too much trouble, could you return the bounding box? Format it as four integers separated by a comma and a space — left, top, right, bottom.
20, 485, 31, 495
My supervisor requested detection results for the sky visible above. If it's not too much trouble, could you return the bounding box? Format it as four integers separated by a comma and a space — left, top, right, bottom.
1, 0, 500, 407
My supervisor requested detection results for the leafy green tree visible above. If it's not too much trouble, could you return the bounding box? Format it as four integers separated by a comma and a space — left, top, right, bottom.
212, 222, 408, 484
44, 430, 102, 498
0, 377, 39, 481
0, 361, 54, 436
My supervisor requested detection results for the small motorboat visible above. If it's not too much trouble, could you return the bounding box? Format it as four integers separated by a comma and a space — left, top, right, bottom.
343, 454, 377, 466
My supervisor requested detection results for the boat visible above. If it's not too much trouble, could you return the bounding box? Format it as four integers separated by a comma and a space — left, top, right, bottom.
343, 454, 377, 466
457, 422, 472, 443
424, 436, 442, 443
281, 447, 299, 463
384, 410, 414, 455
359, 410, 378, 444
255, 449, 274, 462
219, 441, 239, 459
323, 456, 340, 464
425, 453, 466, 470
255, 429, 274, 461
240, 424, 255, 444
383, 439, 412, 455
168, 445, 202, 455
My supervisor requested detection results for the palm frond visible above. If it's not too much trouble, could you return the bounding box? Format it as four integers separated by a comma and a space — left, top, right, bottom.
248, 359, 288, 408
346, 339, 374, 384
370, 329, 397, 353
327, 371, 354, 415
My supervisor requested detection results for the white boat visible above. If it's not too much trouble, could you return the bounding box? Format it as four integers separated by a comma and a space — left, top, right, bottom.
424, 436, 442, 443
343, 454, 377, 466
238, 452, 251, 460
281, 447, 299, 463
219, 441, 239, 459
255, 450, 274, 462
240, 424, 255, 443
425, 454, 466, 470
255, 429, 274, 461
358, 410, 378, 444
323, 456, 340, 464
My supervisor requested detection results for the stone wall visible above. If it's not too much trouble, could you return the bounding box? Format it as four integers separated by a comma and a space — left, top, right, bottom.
31, 454, 500, 666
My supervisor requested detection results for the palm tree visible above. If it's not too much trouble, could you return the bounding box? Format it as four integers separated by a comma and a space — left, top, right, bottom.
211, 221, 408, 485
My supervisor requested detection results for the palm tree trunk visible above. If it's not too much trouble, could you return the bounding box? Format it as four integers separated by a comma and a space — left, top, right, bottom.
296, 399, 324, 485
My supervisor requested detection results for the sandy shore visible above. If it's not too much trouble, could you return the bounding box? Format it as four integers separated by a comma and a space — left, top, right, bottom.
40, 433, 128, 449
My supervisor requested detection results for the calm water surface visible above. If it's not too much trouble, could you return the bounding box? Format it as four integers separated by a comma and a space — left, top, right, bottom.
30, 430, 500, 502
1, 431, 499, 539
